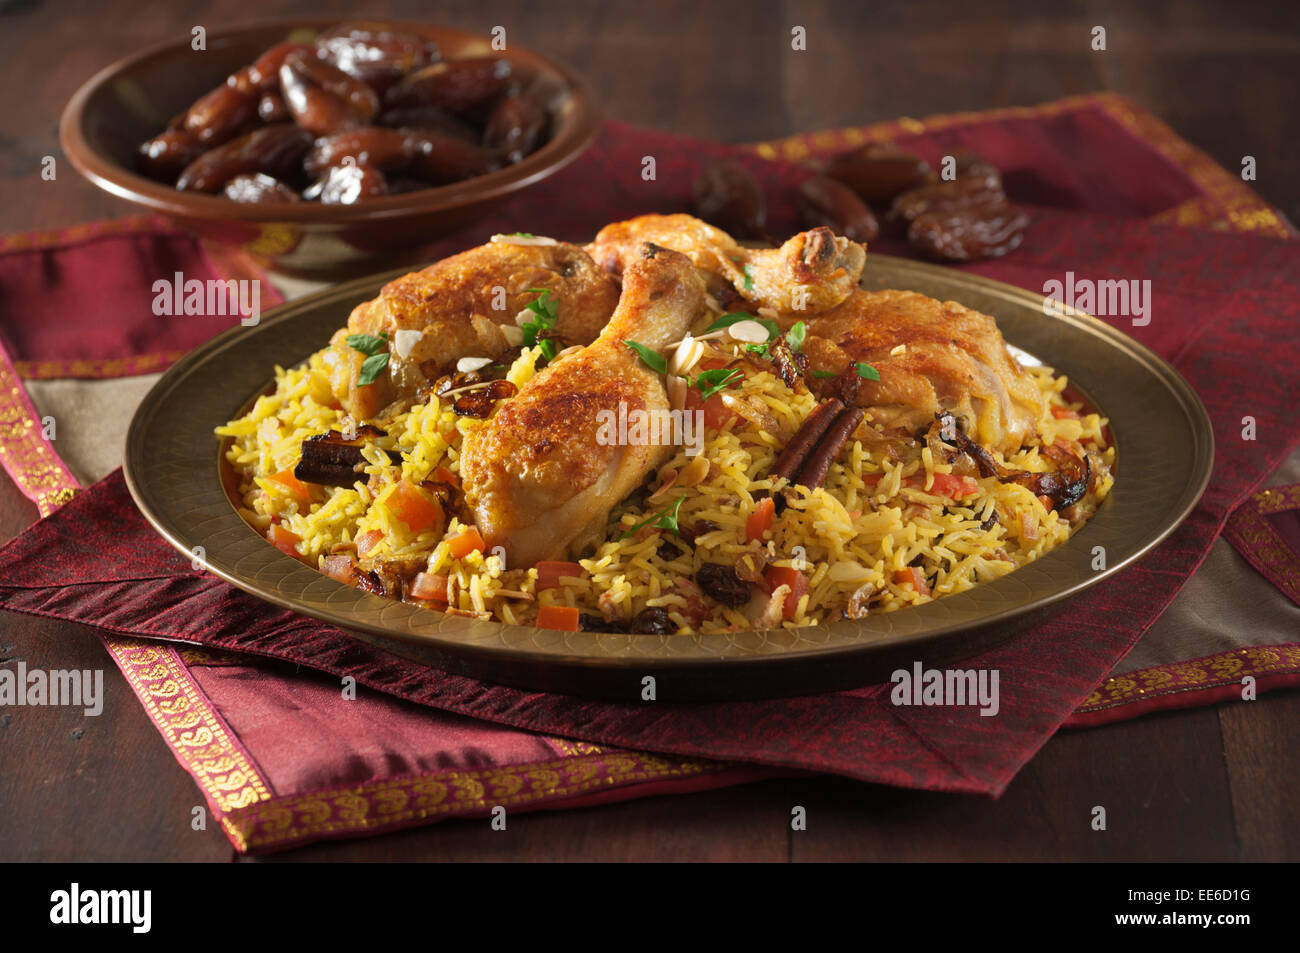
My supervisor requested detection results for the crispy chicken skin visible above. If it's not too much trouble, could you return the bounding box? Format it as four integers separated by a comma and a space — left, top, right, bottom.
799, 290, 1046, 455
460, 245, 707, 566
325, 241, 620, 420
587, 213, 865, 314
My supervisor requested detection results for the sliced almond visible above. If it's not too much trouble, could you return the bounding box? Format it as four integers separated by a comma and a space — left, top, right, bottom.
676, 454, 710, 488
828, 561, 872, 583
500, 323, 524, 346
648, 468, 680, 503
670, 335, 704, 376
667, 375, 688, 412
890, 343, 908, 356
490, 233, 557, 246
457, 356, 493, 373
726, 319, 770, 344
515, 308, 534, 327
392, 328, 423, 359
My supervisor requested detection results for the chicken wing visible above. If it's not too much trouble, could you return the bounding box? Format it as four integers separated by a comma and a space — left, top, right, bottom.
587, 213, 865, 314
325, 240, 620, 420
800, 290, 1046, 455
459, 244, 706, 566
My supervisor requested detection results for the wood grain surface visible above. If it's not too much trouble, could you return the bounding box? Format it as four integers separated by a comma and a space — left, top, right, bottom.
0, 0, 1296, 862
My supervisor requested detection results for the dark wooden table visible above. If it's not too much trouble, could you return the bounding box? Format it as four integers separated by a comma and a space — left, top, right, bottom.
1, 0, 1297, 862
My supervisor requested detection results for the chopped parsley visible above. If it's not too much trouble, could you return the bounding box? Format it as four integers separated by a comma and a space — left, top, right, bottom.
508, 231, 536, 238
623, 340, 667, 375
691, 367, 742, 400
346, 332, 390, 386
785, 320, 806, 353
743, 265, 754, 290
620, 495, 686, 539
521, 288, 559, 360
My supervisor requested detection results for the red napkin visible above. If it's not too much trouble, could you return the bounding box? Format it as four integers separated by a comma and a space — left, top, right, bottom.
2, 94, 1298, 853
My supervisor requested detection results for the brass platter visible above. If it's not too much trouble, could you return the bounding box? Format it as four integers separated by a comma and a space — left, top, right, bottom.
123, 255, 1214, 701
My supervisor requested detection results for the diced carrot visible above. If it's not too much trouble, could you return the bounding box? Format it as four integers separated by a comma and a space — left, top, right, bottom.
893, 566, 931, 597
1050, 406, 1081, 420
928, 473, 980, 499
1020, 509, 1039, 541
387, 479, 444, 533
410, 571, 450, 603
434, 466, 460, 488
267, 523, 300, 557
536, 605, 580, 631
446, 527, 485, 560
1037, 494, 1056, 512
355, 529, 383, 556
746, 497, 776, 543
536, 561, 585, 590
322, 554, 358, 584
269, 468, 311, 504
764, 565, 808, 620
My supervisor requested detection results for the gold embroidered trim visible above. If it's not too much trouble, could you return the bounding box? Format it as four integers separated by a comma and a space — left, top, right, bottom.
221, 748, 727, 851
1077, 644, 1300, 712
104, 638, 273, 815
0, 349, 81, 516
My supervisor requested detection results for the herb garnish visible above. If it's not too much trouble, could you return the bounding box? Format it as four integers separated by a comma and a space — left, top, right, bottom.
620, 495, 686, 539
812, 362, 881, 381
691, 367, 743, 400
743, 265, 754, 290
521, 288, 560, 360
346, 332, 390, 386
623, 340, 667, 374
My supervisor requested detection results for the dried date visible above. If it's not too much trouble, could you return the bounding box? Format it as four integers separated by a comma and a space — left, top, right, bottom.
181, 83, 258, 147
691, 158, 768, 240
175, 124, 313, 192
796, 174, 879, 242
483, 92, 547, 162
404, 130, 501, 184
137, 129, 204, 182
823, 143, 933, 204
384, 57, 514, 116
222, 173, 301, 203
279, 51, 380, 136
306, 126, 413, 176
907, 205, 1029, 261
316, 22, 440, 95
304, 162, 390, 204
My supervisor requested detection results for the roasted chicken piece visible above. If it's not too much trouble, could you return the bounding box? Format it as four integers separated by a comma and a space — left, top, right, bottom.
460, 244, 707, 566
799, 290, 1046, 455
587, 213, 865, 314
325, 240, 620, 419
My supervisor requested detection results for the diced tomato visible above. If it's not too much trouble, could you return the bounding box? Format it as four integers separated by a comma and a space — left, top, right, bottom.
269, 468, 311, 504
536, 605, 580, 631
746, 497, 776, 543
355, 529, 383, 556
1050, 406, 1081, 420
893, 566, 931, 597
536, 561, 585, 590
927, 473, 981, 499
322, 554, 358, 584
446, 527, 486, 560
685, 385, 739, 430
387, 479, 444, 533
764, 565, 808, 620
267, 523, 300, 557
410, 571, 450, 603
434, 466, 460, 488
